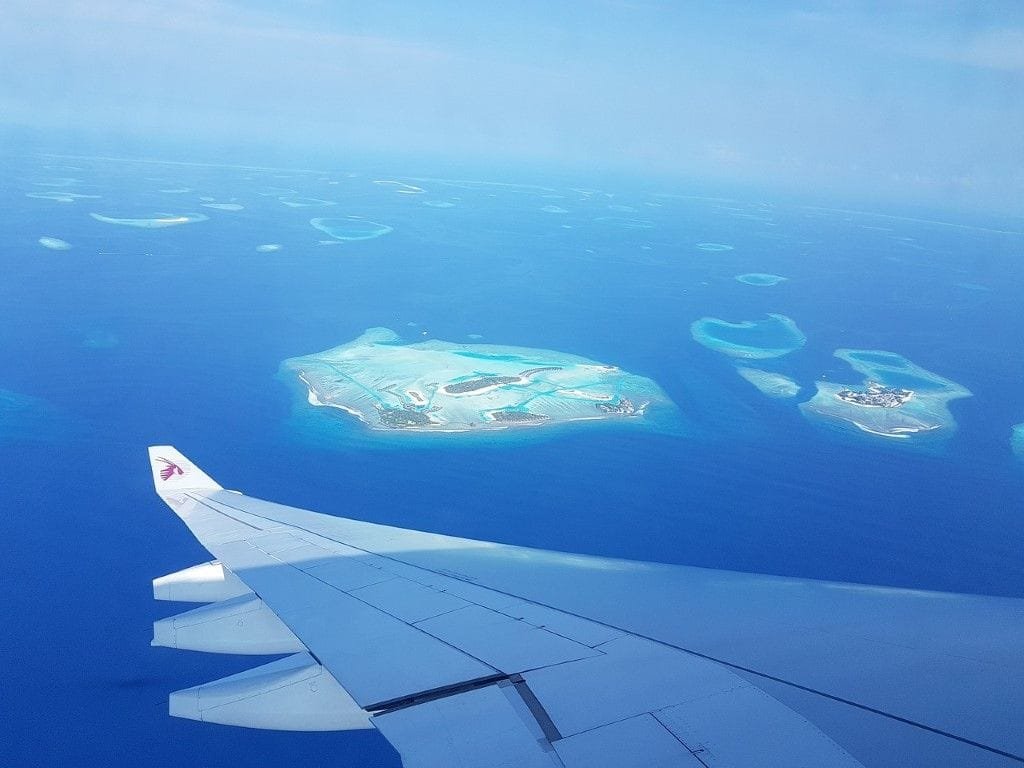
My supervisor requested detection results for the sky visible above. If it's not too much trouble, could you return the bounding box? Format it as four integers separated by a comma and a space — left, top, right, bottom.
2, 0, 1023, 213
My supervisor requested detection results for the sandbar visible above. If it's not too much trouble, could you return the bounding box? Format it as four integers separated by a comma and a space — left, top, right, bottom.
736, 367, 801, 398
374, 180, 425, 194
38, 237, 72, 250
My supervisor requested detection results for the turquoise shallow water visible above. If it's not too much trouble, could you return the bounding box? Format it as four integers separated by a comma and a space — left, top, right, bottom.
2, 142, 1023, 765
691, 314, 806, 358
698, 315, 802, 348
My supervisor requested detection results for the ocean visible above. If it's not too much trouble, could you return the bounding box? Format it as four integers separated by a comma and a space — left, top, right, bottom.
2, 140, 1023, 766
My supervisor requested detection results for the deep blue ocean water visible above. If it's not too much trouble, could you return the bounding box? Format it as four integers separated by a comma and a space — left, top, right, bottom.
2, 143, 1023, 766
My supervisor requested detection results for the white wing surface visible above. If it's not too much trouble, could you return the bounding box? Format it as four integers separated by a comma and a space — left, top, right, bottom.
148, 447, 1024, 767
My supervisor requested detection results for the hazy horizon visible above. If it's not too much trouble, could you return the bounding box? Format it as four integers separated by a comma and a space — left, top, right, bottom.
3, 1, 1023, 215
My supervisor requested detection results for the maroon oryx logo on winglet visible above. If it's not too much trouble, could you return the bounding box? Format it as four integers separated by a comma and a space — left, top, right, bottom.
156, 457, 184, 481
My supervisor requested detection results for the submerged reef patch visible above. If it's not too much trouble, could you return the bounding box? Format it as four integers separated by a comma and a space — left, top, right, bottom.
33, 177, 81, 187
1013, 423, 1024, 460
89, 212, 208, 228
800, 349, 971, 442
201, 202, 244, 211
735, 273, 787, 286
81, 329, 119, 349
594, 216, 654, 230
311, 217, 393, 241
374, 180, 425, 194
691, 314, 806, 359
281, 328, 673, 434
280, 196, 335, 208
0, 389, 60, 443
26, 191, 100, 203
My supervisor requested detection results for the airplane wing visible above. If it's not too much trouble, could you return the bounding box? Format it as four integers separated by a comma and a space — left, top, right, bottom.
147, 446, 1024, 767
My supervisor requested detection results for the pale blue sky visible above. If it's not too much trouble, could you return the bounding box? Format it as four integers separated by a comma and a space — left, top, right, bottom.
2, 1, 1022, 212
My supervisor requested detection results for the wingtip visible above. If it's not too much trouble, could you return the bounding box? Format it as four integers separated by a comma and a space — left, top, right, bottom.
148, 445, 222, 494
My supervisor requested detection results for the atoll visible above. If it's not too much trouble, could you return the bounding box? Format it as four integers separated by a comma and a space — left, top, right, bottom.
691, 314, 806, 359
311, 217, 393, 241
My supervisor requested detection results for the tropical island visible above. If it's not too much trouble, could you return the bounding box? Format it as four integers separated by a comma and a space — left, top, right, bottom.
281, 328, 673, 433
836, 382, 913, 408
800, 349, 970, 441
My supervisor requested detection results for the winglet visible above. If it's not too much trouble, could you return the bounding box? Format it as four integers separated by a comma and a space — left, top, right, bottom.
148, 446, 222, 495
